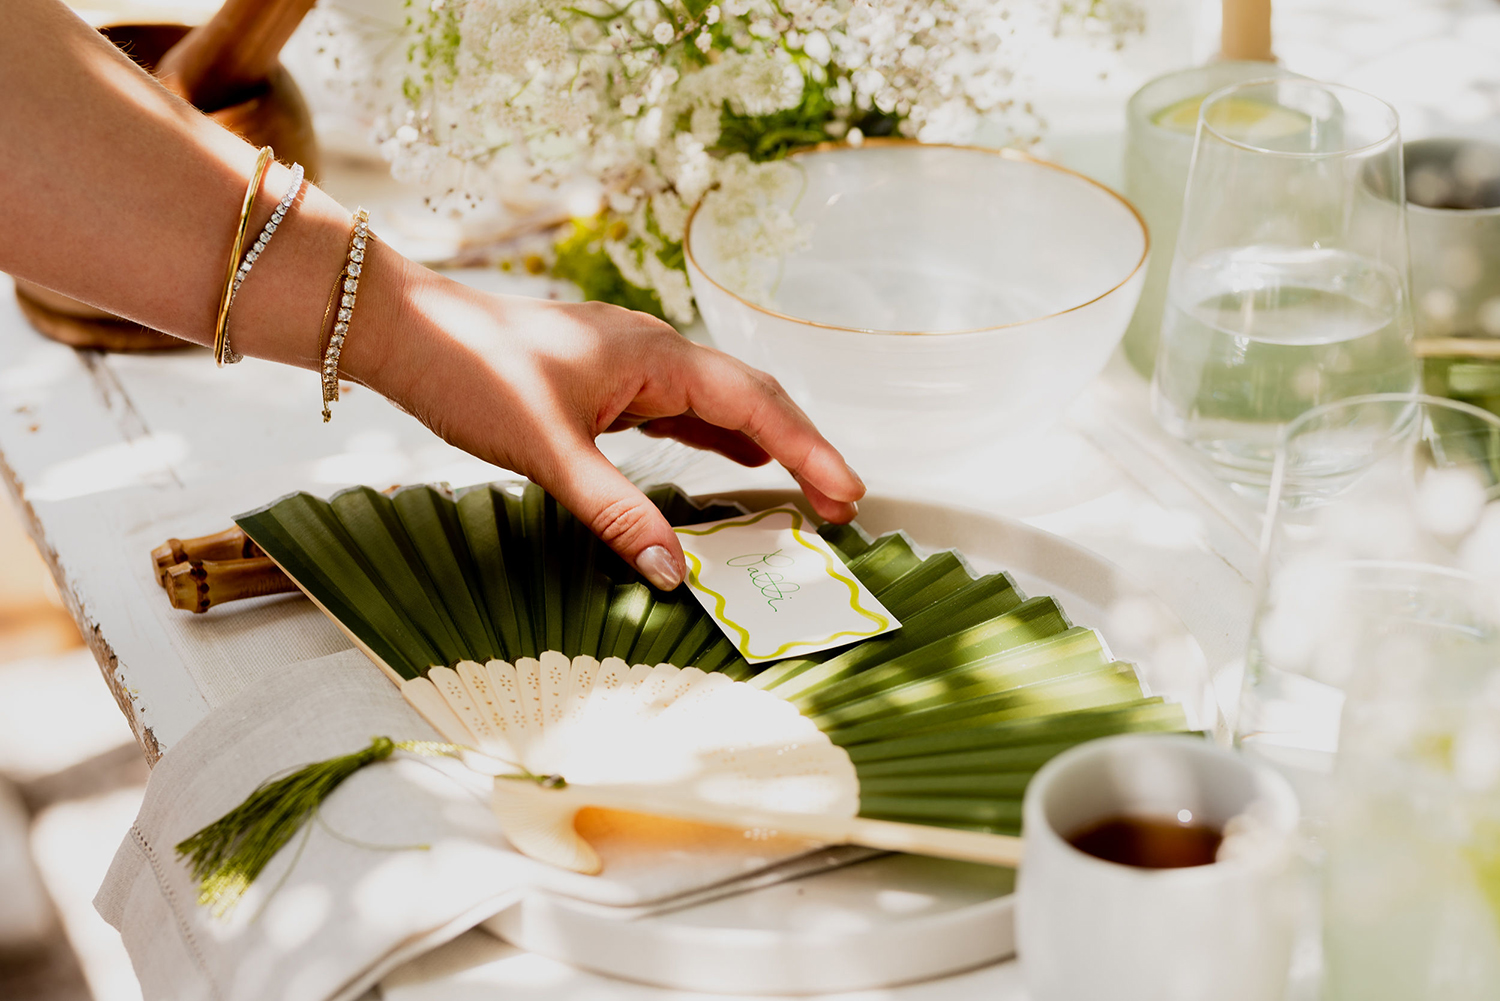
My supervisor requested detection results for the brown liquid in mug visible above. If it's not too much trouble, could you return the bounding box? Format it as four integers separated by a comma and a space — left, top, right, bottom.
1066, 815, 1223, 869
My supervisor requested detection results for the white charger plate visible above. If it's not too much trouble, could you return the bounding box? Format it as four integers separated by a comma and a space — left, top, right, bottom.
484, 493, 1213, 995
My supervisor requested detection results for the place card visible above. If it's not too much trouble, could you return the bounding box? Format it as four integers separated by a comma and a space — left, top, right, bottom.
674, 507, 900, 663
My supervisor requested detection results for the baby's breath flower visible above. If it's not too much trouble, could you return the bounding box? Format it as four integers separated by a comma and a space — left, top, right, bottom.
802, 30, 832, 65
379, 0, 1142, 322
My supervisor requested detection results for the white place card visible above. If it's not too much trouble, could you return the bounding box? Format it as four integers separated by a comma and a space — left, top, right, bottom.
674, 506, 900, 664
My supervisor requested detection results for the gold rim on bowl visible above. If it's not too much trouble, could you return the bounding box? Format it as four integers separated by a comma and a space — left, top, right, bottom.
682, 137, 1150, 338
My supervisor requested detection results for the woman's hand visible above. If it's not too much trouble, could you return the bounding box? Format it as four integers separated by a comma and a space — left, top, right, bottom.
0, 0, 864, 586
349, 258, 865, 590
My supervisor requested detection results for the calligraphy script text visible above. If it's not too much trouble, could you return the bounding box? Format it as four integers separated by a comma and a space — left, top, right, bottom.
725, 550, 800, 610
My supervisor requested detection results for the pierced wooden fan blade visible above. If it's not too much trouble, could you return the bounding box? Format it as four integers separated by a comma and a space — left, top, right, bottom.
491, 780, 604, 875
419, 654, 861, 873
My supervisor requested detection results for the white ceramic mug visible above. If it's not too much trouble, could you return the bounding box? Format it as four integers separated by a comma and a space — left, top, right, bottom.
1016, 734, 1301, 1001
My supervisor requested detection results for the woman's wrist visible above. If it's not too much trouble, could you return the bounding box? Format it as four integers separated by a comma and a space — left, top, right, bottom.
336, 239, 438, 406
224, 174, 454, 421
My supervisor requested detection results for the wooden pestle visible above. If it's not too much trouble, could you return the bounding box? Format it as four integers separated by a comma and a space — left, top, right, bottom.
156, 0, 321, 113
164, 557, 300, 613
152, 526, 268, 587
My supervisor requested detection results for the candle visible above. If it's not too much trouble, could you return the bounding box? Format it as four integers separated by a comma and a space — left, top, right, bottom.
1221, 0, 1273, 62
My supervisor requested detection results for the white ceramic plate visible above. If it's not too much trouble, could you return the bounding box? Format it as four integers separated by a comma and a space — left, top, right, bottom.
485, 494, 1212, 995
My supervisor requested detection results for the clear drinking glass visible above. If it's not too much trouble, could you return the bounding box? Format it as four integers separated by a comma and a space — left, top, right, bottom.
1152, 80, 1419, 490
1237, 394, 1500, 814
1322, 597, 1500, 1000
1122, 61, 1297, 377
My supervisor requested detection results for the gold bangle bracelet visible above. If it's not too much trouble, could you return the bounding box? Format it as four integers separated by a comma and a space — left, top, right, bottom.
213, 146, 274, 367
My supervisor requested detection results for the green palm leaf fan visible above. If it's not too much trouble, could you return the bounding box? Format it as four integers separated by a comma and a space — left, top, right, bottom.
188, 482, 1191, 897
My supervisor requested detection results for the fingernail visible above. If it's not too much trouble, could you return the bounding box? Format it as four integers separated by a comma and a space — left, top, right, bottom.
850, 468, 867, 493
637, 545, 684, 590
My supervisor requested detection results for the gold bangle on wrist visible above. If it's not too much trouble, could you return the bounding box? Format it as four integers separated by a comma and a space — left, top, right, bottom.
214, 146, 274, 367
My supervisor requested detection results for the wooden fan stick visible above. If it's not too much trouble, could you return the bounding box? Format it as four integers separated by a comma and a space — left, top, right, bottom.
500, 782, 1026, 870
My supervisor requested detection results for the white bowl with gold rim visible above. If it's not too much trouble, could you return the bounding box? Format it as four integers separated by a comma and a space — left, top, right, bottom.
685, 141, 1148, 477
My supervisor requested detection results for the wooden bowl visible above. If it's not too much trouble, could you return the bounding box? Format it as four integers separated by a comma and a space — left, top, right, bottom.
12, 22, 322, 352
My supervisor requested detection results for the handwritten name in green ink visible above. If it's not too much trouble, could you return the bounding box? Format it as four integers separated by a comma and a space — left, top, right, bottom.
726, 550, 799, 610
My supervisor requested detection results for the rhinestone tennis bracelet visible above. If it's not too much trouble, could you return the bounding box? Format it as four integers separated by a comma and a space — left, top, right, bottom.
222, 162, 305, 365
321, 207, 369, 421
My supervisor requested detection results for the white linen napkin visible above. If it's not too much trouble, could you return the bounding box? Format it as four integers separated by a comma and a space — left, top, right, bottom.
95, 649, 826, 1001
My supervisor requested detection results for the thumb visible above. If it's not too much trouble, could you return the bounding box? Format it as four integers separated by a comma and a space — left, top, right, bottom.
541, 439, 687, 590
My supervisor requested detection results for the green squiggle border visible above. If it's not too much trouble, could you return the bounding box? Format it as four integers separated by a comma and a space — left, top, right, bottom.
675, 507, 892, 661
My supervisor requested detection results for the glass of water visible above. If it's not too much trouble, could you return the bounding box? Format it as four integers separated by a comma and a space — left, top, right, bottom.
1152, 80, 1419, 490
1237, 394, 1500, 815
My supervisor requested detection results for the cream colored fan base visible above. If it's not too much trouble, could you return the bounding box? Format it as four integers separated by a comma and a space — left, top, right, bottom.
399, 652, 1024, 875
400, 652, 866, 874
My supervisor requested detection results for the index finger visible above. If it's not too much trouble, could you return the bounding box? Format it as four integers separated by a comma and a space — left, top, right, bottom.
680, 345, 865, 521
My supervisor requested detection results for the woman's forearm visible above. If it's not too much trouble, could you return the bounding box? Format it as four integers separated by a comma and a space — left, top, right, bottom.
0, 0, 864, 584
0, 0, 400, 383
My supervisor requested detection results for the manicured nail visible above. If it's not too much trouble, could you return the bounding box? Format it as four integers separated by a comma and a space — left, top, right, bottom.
637, 545, 684, 590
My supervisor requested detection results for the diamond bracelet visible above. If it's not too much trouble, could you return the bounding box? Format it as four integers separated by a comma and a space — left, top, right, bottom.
321, 207, 369, 422
222, 162, 305, 365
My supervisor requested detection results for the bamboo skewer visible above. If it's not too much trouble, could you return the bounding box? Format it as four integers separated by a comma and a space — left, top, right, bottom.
152, 525, 267, 586
162, 558, 300, 613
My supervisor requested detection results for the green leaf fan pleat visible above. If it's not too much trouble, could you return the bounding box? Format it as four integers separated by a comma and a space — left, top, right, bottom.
452, 486, 521, 660
599, 583, 654, 661
390, 485, 504, 662
329, 487, 473, 669
817, 520, 873, 560
235, 481, 1194, 838
236, 491, 444, 677
749, 573, 1020, 695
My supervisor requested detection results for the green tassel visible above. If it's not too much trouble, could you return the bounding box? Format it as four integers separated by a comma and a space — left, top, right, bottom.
175, 737, 560, 916
176, 736, 405, 915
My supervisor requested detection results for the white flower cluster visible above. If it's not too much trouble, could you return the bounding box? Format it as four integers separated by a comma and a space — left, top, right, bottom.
378, 0, 1137, 323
